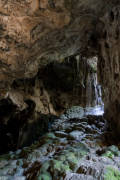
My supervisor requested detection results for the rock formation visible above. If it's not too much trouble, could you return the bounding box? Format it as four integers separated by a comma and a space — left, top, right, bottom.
98, 5, 120, 133
0, 55, 101, 152
0, 0, 120, 151
0, 0, 118, 93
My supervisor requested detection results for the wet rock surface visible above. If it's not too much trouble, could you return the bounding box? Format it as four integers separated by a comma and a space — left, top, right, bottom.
0, 106, 120, 180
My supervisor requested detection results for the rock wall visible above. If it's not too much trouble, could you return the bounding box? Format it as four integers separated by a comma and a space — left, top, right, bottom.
0, 55, 101, 152
98, 6, 120, 133
0, 0, 120, 150
7, 55, 99, 115
0, 0, 119, 124
0, 0, 118, 96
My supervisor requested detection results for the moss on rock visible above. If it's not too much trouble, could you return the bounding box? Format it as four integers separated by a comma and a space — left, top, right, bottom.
104, 166, 120, 180
37, 172, 52, 180
102, 151, 115, 159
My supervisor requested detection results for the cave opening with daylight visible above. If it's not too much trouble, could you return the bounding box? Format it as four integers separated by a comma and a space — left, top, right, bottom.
0, 1, 120, 179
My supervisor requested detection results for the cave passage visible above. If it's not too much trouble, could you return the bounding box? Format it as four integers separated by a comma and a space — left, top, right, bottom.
0, 0, 120, 179
0, 98, 118, 180
1, 56, 119, 180
0, 55, 104, 155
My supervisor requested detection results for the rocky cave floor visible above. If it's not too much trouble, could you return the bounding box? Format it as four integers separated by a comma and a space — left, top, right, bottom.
0, 106, 120, 180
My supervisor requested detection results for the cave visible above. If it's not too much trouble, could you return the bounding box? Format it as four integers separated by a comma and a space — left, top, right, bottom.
0, 0, 120, 180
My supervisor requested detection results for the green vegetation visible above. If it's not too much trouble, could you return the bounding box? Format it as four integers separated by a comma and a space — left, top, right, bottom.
104, 166, 120, 180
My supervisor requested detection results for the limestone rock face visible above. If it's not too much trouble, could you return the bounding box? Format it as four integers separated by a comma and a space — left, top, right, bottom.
0, 0, 120, 138
7, 56, 99, 116
0, 55, 102, 152
0, 0, 118, 95
98, 6, 120, 133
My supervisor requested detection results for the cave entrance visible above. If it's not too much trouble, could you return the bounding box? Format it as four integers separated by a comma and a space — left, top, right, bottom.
42, 55, 104, 115
0, 55, 104, 154
68, 55, 105, 116
83, 56, 104, 116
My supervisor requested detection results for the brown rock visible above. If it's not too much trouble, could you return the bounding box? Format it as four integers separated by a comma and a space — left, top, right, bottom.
0, 0, 118, 92
0, 0, 119, 134
98, 5, 120, 134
